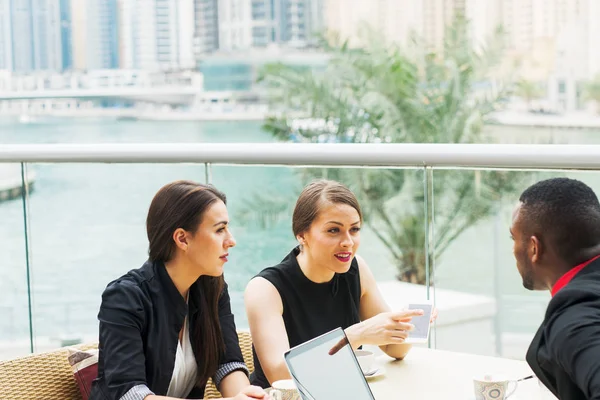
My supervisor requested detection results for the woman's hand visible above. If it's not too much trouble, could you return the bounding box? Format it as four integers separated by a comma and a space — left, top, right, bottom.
343, 309, 424, 350
231, 385, 272, 400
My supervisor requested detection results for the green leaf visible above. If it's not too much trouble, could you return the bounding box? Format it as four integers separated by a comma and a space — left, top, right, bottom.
251, 14, 528, 284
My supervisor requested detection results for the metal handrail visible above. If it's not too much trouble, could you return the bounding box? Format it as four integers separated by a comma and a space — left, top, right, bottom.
1, 143, 600, 170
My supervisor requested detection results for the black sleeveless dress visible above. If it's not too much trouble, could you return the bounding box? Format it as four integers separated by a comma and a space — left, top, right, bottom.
249, 247, 362, 388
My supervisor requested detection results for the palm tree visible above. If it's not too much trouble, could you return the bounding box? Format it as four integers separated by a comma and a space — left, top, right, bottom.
243, 16, 523, 284
515, 79, 544, 110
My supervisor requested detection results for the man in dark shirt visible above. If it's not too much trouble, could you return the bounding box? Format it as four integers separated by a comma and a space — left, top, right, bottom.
510, 177, 600, 400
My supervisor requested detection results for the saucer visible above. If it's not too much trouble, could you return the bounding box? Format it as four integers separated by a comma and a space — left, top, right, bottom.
364, 366, 386, 379
468, 395, 523, 400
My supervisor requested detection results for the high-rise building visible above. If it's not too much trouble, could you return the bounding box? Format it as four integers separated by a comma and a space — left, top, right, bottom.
177, 0, 196, 68
218, 0, 325, 51
465, 0, 502, 49
0, 0, 12, 70
155, 0, 194, 69
323, 0, 582, 58
10, 0, 35, 71
71, 0, 119, 70
380, 0, 424, 48
119, 0, 194, 71
60, 0, 73, 70
32, 0, 63, 70
117, 0, 132, 67
117, 0, 155, 69
155, 0, 178, 67
283, 0, 325, 45
248, 0, 276, 47
88, 0, 120, 69
324, 0, 422, 48
495, 0, 600, 80
422, 0, 449, 50
217, 0, 253, 49
586, 0, 600, 79
307, 0, 325, 43
280, 0, 309, 44
71, 0, 86, 70
498, 0, 585, 54
5, 0, 66, 72
194, 0, 220, 57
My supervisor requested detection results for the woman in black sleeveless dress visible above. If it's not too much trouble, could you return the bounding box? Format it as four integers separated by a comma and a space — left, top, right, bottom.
245, 179, 434, 388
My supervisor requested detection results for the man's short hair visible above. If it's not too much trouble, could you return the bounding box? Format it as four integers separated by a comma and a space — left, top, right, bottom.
519, 177, 600, 264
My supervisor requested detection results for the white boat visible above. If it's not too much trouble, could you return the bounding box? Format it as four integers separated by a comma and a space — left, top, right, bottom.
18, 114, 35, 124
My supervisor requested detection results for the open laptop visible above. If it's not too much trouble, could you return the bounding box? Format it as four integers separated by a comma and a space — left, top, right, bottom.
283, 327, 377, 400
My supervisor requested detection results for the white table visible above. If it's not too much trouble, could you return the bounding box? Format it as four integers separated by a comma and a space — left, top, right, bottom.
367, 347, 557, 399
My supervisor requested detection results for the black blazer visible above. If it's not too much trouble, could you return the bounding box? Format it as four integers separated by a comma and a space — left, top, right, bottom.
527, 258, 600, 400
89, 260, 248, 400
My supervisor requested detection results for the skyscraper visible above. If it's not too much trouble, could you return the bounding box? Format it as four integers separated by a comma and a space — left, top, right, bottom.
6, 0, 67, 72
217, 0, 325, 51
10, 0, 35, 71
307, 0, 325, 42
60, 0, 72, 70
119, 0, 194, 71
194, 0, 220, 57
71, 0, 119, 70
279, 0, 325, 45
324, 0, 423, 48
587, 0, 600, 79
214, 0, 250, 50
155, 0, 194, 69
177, 0, 196, 68
0, 0, 12, 70
87, 0, 120, 69
70, 0, 86, 70
31, 0, 63, 70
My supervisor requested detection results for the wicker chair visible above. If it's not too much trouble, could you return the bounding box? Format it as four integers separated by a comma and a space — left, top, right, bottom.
0, 342, 98, 400
204, 330, 255, 399
0, 331, 254, 400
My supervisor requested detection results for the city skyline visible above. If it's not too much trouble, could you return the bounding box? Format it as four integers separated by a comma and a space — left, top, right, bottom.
0, 0, 598, 83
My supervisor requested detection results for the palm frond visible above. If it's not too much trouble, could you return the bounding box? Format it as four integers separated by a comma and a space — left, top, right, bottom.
235, 190, 297, 229
252, 14, 525, 284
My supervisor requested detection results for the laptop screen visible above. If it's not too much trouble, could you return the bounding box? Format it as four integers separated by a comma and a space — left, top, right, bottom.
283, 327, 376, 400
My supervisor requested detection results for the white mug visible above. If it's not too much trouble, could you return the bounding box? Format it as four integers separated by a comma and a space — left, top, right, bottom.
473, 374, 518, 400
268, 379, 301, 400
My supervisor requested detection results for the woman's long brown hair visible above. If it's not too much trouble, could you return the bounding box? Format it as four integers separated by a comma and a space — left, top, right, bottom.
146, 180, 226, 387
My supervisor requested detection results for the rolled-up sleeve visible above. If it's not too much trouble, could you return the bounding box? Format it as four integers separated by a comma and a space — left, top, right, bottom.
97, 281, 152, 400
213, 283, 249, 388
120, 384, 154, 400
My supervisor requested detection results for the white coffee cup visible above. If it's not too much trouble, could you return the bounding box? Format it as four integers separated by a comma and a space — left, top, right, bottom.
269, 379, 300, 400
473, 374, 518, 400
354, 349, 375, 374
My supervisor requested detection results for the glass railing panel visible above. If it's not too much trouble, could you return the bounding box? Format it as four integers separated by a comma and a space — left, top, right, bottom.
0, 163, 33, 360
0, 117, 274, 357
210, 165, 428, 331
430, 168, 588, 359
24, 163, 206, 351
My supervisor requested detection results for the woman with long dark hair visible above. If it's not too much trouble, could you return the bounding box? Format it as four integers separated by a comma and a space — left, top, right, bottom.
90, 180, 269, 400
